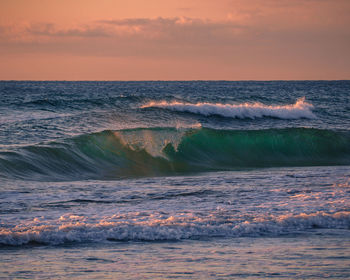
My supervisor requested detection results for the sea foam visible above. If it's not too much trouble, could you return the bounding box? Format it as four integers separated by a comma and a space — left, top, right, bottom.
141, 97, 316, 119
1, 211, 349, 246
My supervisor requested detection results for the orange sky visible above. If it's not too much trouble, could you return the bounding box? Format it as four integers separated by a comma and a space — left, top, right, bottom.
0, 0, 349, 80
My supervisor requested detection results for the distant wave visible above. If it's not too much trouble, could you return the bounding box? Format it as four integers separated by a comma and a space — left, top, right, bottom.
141, 97, 316, 119
0, 127, 349, 181
1, 211, 349, 246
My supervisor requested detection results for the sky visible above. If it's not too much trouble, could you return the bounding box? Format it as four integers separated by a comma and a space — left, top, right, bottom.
0, 0, 349, 80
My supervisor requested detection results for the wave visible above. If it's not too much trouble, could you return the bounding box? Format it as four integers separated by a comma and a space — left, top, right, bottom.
1, 211, 349, 245
0, 127, 349, 181
141, 97, 316, 119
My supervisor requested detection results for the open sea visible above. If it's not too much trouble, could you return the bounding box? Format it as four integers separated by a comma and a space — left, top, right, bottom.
0, 80, 349, 279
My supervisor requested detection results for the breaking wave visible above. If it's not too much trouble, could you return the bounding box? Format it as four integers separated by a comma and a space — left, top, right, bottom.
0, 127, 349, 181
1, 211, 349, 246
141, 97, 316, 119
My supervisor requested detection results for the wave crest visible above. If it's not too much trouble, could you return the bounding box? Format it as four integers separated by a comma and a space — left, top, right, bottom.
141, 97, 315, 119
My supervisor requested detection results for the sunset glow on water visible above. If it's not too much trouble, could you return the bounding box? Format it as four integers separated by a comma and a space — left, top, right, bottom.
1, 1, 350, 279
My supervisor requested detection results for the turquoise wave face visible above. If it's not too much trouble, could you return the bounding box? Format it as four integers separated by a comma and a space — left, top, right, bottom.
1, 127, 349, 181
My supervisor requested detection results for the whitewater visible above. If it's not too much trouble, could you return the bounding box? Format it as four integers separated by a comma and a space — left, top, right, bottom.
141, 97, 316, 119
0, 81, 349, 279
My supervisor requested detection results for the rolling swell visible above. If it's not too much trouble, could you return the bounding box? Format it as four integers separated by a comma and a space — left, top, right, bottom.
0, 127, 349, 181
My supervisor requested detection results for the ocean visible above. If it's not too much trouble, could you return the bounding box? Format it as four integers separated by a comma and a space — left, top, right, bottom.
0, 81, 349, 279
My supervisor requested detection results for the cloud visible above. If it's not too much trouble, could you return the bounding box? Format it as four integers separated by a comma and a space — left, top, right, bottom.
0, 17, 246, 41
26, 22, 111, 37
0, 17, 250, 59
0, 12, 349, 66
1, 0, 350, 80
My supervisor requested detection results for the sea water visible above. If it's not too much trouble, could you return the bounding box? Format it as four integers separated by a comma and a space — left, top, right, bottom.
0, 81, 349, 279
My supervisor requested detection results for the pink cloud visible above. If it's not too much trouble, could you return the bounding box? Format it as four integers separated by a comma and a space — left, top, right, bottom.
0, 0, 349, 80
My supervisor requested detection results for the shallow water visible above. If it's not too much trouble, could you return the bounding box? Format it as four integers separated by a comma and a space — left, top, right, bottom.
1, 235, 350, 279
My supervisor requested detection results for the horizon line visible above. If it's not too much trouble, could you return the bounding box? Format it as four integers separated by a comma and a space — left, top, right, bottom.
1, 79, 349, 82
